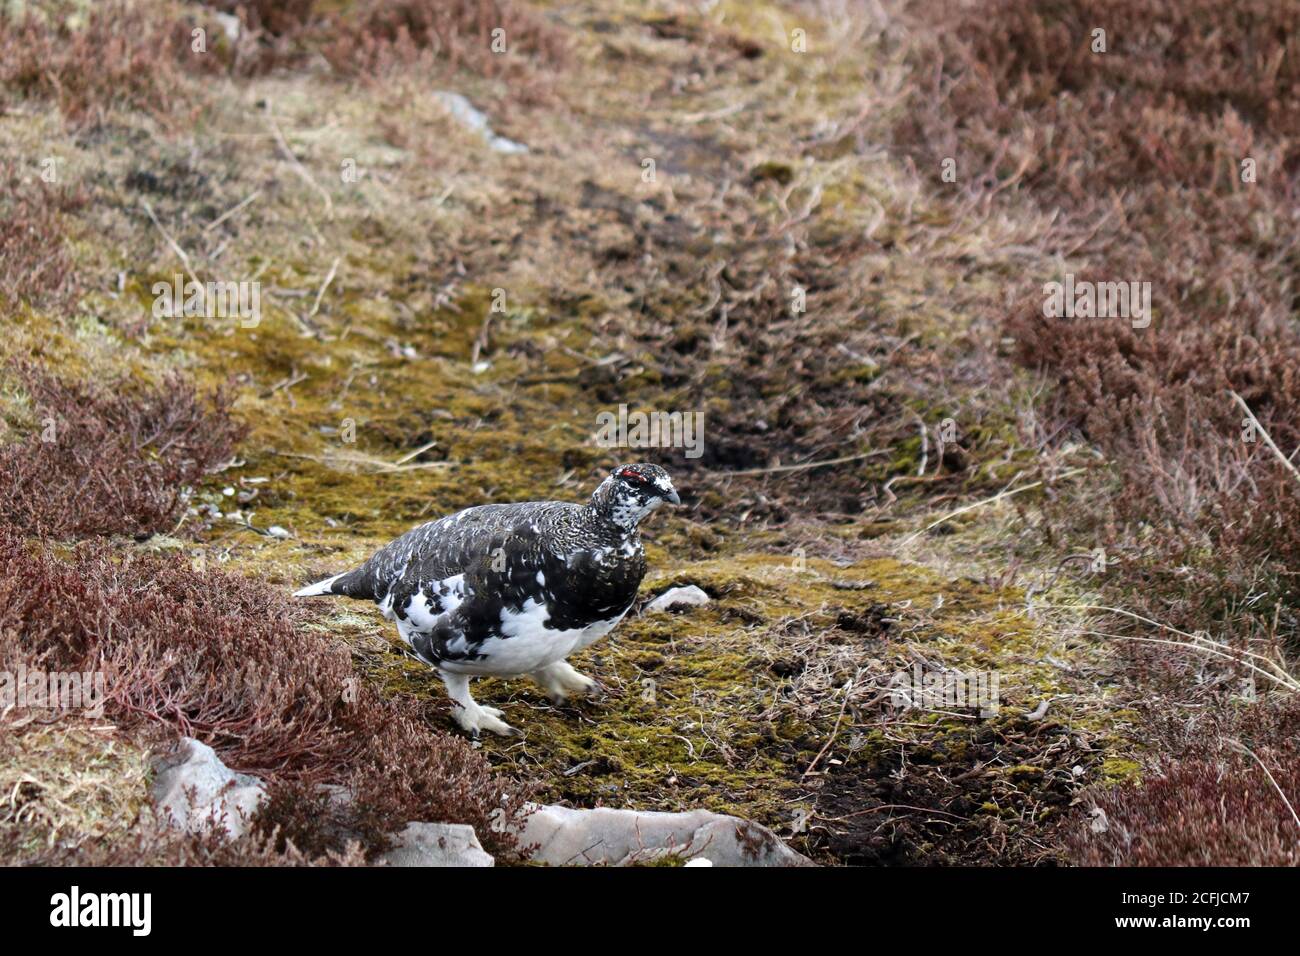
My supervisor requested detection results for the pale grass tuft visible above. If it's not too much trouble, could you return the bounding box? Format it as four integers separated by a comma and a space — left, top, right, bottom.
0, 719, 151, 854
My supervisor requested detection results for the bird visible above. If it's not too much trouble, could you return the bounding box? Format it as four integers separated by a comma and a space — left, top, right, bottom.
294, 463, 680, 736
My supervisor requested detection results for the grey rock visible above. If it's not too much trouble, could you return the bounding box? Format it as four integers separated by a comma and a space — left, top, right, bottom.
213, 11, 241, 42
433, 91, 529, 155
379, 822, 495, 867
150, 738, 265, 840
646, 585, 711, 614
516, 804, 813, 867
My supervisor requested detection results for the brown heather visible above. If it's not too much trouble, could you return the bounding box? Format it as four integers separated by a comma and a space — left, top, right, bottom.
315, 0, 569, 83
1075, 753, 1300, 866
897, 0, 1300, 864
0, 165, 86, 310
0, 367, 244, 540
899, 0, 1300, 197
0, 1, 206, 126
1073, 701, 1300, 866
0, 0, 567, 125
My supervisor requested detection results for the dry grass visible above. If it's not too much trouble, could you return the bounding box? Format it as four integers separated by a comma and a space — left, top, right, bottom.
0, 721, 151, 857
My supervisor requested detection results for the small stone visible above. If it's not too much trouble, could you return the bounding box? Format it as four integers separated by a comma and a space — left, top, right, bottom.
151, 738, 265, 840
266, 525, 291, 539
212, 11, 241, 42
831, 579, 875, 590
487, 135, 529, 155
434, 91, 530, 155
378, 823, 494, 867
513, 804, 812, 867
646, 585, 711, 614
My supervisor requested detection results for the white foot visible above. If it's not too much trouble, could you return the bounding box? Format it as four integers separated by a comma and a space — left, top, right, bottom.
441, 672, 521, 737
529, 660, 601, 703
452, 704, 519, 737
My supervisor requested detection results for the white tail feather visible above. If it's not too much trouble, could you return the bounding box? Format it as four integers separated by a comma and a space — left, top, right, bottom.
293, 573, 343, 598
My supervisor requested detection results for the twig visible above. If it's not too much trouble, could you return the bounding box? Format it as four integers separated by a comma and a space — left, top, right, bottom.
1024, 699, 1051, 721
819, 803, 968, 823
204, 189, 261, 233
266, 449, 454, 473
679, 100, 750, 124
1040, 603, 1297, 685
1229, 389, 1300, 486
260, 371, 308, 399
470, 311, 493, 366
915, 415, 928, 477
1229, 740, 1300, 832
1077, 629, 1300, 694
309, 257, 340, 317
903, 467, 1086, 543
802, 677, 855, 780
141, 199, 203, 290
266, 107, 333, 216
717, 450, 888, 477
393, 440, 438, 466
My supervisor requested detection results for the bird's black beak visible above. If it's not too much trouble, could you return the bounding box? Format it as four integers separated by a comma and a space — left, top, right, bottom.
665, 488, 681, 505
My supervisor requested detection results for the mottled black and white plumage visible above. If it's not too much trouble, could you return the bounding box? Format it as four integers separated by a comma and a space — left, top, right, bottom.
295, 463, 680, 736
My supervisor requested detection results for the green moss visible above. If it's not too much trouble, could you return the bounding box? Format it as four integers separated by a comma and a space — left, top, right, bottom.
1100, 757, 1143, 785
1003, 764, 1045, 780
750, 160, 796, 185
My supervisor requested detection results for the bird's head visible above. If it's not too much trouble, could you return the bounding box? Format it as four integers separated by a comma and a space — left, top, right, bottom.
590, 463, 681, 531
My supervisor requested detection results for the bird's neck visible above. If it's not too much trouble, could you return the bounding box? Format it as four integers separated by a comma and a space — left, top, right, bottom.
588, 478, 649, 535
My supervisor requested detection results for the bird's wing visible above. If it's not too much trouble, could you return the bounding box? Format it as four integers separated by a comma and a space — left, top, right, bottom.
407, 520, 555, 664
332, 501, 553, 600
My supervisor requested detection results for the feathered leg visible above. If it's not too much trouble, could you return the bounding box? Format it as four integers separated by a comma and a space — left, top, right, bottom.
440, 670, 520, 737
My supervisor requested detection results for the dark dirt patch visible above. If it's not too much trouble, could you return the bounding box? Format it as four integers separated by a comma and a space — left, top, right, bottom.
813, 718, 1089, 866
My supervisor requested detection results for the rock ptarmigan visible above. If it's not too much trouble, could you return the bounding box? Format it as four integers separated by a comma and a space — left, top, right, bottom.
294, 463, 680, 736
